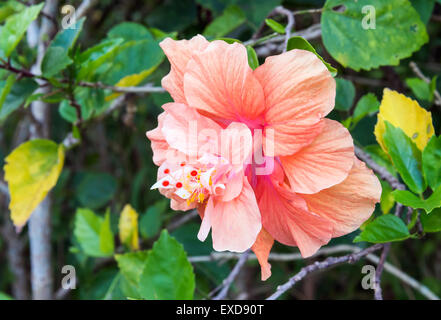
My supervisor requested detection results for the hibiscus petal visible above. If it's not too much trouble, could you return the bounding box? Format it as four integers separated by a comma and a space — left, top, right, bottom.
184, 41, 265, 123
161, 103, 222, 158
198, 177, 262, 252
146, 112, 169, 166
254, 49, 335, 156
281, 119, 354, 194
251, 228, 274, 281
302, 158, 382, 237
256, 177, 333, 257
160, 35, 209, 103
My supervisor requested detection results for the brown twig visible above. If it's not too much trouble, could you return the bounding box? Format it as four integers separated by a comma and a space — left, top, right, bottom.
273, 6, 295, 52
374, 243, 391, 300
213, 249, 251, 300
409, 61, 441, 106
266, 244, 384, 300
354, 145, 405, 190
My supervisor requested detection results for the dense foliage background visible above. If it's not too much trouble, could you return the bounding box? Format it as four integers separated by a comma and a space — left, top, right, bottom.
0, 0, 440, 300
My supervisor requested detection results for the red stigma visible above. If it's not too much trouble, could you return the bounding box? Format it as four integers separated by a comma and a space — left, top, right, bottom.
164, 168, 170, 174
176, 182, 183, 188
190, 170, 198, 176
162, 180, 170, 187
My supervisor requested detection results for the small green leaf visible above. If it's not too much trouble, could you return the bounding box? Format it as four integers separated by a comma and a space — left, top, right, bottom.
115, 251, 149, 298
0, 74, 16, 111
420, 207, 441, 233
265, 18, 285, 34
354, 214, 410, 243
287, 36, 337, 76
203, 5, 246, 38
405, 77, 432, 102
0, 292, 13, 300
41, 47, 73, 77
139, 230, 195, 300
51, 17, 85, 50
140, 201, 166, 239
393, 187, 441, 214
352, 93, 380, 126
77, 38, 124, 80
422, 135, 441, 190
0, 78, 38, 121
335, 78, 355, 111
380, 180, 395, 214
364, 144, 397, 177
0, 3, 44, 58
383, 121, 426, 194
246, 45, 259, 70
100, 210, 115, 255
74, 208, 114, 258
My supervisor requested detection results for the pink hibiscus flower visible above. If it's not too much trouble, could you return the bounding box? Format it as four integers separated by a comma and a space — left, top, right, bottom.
147, 35, 381, 280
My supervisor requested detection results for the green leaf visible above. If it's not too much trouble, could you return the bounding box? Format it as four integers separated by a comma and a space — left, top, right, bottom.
0, 3, 44, 58
107, 22, 155, 42
321, 0, 428, 71
410, 0, 435, 24
405, 77, 432, 102
335, 78, 355, 111
265, 18, 285, 34
287, 36, 337, 76
0, 77, 38, 121
139, 230, 195, 300
420, 208, 441, 233
115, 251, 149, 298
380, 180, 395, 214
422, 135, 441, 190
364, 144, 397, 177
0, 292, 13, 300
77, 38, 124, 80
4, 139, 64, 227
393, 187, 441, 214
100, 210, 115, 255
51, 17, 85, 50
0, 74, 16, 111
246, 45, 259, 70
75, 172, 117, 210
74, 208, 114, 258
352, 93, 380, 126
139, 201, 166, 239
203, 5, 246, 38
104, 23, 164, 87
116, 251, 149, 285
383, 121, 426, 194
354, 214, 410, 243
41, 47, 73, 77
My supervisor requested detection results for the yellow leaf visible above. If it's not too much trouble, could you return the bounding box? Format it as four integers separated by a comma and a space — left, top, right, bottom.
105, 67, 157, 101
374, 88, 434, 152
119, 204, 139, 250
4, 139, 65, 227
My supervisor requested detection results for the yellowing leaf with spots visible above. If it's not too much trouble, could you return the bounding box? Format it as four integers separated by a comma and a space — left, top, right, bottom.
4, 139, 65, 227
119, 204, 139, 250
375, 89, 434, 152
